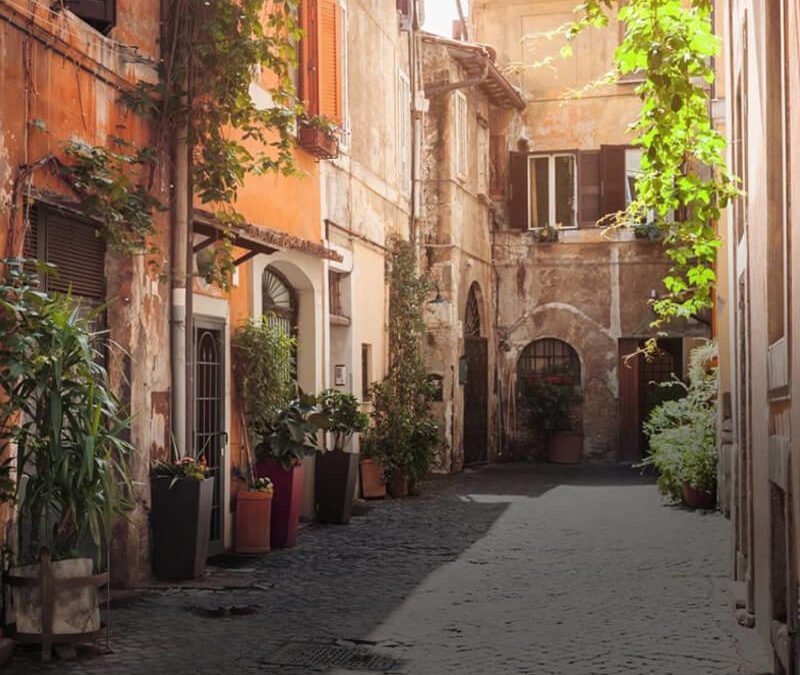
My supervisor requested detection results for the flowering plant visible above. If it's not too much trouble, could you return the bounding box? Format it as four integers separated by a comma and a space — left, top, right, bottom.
250, 476, 274, 494
152, 456, 209, 488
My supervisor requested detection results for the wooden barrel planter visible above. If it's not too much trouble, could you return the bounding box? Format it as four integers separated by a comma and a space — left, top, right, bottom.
3, 548, 107, 662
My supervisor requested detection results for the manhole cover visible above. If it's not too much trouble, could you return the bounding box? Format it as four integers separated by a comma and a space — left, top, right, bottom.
261, 641, 403, 672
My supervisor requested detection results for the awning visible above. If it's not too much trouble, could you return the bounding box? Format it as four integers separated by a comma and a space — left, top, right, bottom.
193, 209, 343, 265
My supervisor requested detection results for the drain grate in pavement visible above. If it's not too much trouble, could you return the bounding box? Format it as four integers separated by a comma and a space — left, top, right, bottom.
261, 641, 403, 672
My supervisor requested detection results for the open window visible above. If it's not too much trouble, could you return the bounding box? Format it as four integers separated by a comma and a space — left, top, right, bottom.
64, 0, 115, 34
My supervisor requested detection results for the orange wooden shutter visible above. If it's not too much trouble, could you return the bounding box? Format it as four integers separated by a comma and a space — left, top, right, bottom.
299, 0, 320, 114
317, 0, 342, 123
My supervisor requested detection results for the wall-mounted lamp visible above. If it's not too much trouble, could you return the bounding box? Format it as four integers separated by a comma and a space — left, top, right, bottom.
428, 282, 447, 304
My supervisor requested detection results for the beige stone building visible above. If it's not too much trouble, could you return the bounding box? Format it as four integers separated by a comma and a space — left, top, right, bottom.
718, 1, 800, 672
419, 33, 524, 471
471, 0, 709, 462
321, 1, 414, 438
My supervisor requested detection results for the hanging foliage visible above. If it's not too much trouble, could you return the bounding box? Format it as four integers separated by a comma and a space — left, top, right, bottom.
125, 0, 308, 288
564, 0, 738, 344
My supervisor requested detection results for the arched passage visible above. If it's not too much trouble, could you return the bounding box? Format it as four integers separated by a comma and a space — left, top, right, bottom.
463, 282, 488, 464
516, 338, 583, 453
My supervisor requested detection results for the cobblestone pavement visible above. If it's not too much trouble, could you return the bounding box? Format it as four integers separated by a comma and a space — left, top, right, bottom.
7, 464, 770, 674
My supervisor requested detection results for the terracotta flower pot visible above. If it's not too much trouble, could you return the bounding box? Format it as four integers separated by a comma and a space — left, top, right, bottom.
254, 459, 304, 549
547, 431, 583, 464
681, 483, 716, 510
235, 490, 272, 554
360, 458, 386, 499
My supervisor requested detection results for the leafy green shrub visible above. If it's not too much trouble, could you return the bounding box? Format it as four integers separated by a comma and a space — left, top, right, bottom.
232, 316, 295, 437
255, 391, 328, 471
0, 259, 132, 565
361, 240, 440, 486
524, 377, 581, 434
639, 340, 718, 501
317, 389, 367, 452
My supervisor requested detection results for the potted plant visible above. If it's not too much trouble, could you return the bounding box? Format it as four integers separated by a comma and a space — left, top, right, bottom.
297, 115, 340, 160
358, 444, 387, 499
150, 454, 213, 579
639, 341, 718, 509
234, 477, 273, 553
231, 317, 295, 551
0, 259, 131, 657
314, 389, 367, 523
254, 392, 327, 548
524, 376, 583, 463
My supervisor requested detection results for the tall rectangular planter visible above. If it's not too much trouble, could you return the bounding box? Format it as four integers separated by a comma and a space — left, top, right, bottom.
254, 460, 304, 549
315, 450, 359, 524
150, 477, 214, 580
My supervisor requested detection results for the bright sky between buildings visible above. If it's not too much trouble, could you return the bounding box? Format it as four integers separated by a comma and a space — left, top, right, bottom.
422, 0, 465, 38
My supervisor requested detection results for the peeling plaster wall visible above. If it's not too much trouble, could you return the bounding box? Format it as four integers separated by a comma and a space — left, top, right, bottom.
493, 234, 705, 461
420, 41, 501, 472
0, 1, 169, 585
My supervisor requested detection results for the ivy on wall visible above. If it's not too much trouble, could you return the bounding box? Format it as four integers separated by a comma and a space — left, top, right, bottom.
566, 0, 738, 344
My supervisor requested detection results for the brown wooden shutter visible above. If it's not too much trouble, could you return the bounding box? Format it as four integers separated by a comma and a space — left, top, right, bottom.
489, 134, 506, 199
600, 144, 626, 217
64, 0, 115, 32
44, 210, 106, 301
299, 0, 320, 114
318, 0, 342, 123
578, 150, 601, 227
508, 152, 528, 229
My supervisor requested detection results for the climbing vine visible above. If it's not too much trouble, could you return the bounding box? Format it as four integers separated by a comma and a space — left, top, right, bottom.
565, 0, 738, 342
8, 134, 162, 260
126, 0, 308, 288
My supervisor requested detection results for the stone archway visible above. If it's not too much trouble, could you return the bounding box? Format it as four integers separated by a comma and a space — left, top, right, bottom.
463, 282, 488, 464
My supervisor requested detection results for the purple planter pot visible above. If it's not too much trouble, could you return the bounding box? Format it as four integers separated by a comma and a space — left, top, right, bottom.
254, 459, 304, 549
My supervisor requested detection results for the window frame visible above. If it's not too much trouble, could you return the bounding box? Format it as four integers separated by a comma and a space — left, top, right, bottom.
454, 90, 468, 181
397, 69, 412, 195
527, 152, 578, 230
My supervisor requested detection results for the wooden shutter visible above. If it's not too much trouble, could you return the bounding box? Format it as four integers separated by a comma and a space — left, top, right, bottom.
508, 152, 529, 230
299, 0, 320, 114
600, 144, 626, 216
578, 150, 601, 227
64, 0, 115, 31
44, 209, 106, 301
318, 0, 342, 123
489, 134, 506, 199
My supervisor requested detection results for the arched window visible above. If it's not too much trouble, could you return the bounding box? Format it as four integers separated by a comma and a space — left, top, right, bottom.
464, 283, 482, 337
262, 266, 297, 336
517, 338, 581, 389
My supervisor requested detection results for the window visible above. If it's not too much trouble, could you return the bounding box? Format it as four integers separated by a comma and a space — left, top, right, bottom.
262, 266, 297, 380
329, 270, 348, 319
528, 154, 577, 229
398, 70, 412, 194
64, 0, 115, 33
518, 339, 581, 388
361, 344, 372, 401
300, 0, 344, 125
477, 125, 489, 196
23, 204, 106, 304
454, 91, 467, 179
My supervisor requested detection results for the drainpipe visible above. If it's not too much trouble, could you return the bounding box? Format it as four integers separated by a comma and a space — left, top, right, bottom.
408, 8, 419, 247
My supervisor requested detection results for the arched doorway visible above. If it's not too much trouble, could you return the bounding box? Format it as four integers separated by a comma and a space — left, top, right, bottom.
517, 338, 582, 446
463, 283, 488, 465
262, 265, 298, 380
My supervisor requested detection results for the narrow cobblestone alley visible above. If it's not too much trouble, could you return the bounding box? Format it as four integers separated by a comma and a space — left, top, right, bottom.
7, 464, 769, 675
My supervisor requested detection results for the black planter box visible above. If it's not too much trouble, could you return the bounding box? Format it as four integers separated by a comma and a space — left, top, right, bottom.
151, 476, 214, 580
315, 450, 359, 524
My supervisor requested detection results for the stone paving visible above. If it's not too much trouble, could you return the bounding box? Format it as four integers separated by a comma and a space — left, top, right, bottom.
6, 463, 770, 674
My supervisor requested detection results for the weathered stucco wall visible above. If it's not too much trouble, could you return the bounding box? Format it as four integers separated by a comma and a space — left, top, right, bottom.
420, 39, 502, 471
0, 1, 170, 585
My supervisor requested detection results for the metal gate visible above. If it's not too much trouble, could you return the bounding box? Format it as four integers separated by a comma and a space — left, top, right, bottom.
195, 324, 225, 555
463, 337, 488, 464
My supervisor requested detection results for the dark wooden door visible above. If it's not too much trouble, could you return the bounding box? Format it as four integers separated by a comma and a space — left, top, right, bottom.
195, 324, 225, 555
463, 337, 488, 464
